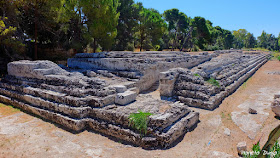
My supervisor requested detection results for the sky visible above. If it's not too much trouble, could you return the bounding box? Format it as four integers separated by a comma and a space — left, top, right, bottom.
135, 0, 280, 37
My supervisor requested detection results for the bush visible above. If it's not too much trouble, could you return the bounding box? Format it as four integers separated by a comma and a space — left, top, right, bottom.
128, 110, 152, 135
277, 56, 280, 61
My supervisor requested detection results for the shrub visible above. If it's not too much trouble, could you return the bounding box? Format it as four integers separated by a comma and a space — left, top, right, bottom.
206, 78, 220, 87
242, 142, 261, 158
277, 56, 280, 61
128, 110, 152, 135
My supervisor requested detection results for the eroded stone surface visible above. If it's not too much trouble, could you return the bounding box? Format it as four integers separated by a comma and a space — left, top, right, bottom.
160, 51, 270, 110
68, 51, 213, 92
231, 87, 274, 139
0, 60, 199, 149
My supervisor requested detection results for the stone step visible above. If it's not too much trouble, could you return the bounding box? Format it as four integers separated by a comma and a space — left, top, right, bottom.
115, 90, 137, 105
178, 55, 269, 110
0, 82, 114, 107
0, 94, 199, 149
0, 87, 191, 131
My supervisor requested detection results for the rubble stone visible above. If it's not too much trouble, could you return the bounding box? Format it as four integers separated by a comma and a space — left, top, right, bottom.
237, 141, 247, 155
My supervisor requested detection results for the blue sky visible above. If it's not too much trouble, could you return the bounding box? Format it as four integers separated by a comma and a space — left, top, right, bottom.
135, 0, 280, 37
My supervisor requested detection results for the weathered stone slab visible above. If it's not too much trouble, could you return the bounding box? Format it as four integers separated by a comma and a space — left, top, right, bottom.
115, 91, 137, 105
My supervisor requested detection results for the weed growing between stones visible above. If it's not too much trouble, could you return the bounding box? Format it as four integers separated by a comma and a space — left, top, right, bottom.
129, 110, 153, 136
206, 78, 220, 87
194, 73, 201, 78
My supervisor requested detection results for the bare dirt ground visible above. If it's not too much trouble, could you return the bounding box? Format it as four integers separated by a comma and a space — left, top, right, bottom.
0, 60, 280, 158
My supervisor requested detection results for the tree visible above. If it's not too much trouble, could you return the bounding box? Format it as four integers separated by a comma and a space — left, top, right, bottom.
244, 33, 256, 48
223, 29, 234, 49
81, 0, 119, 53
17, 0, 66, 59
163, 9, 190, 50
232, 29, 248, 49
114, 0, 138, 51
0, 18, 25, 58
135, 3, 166, 51
58, 0, 89, 53
191, 17, 211, 50
257, 31, 268, 48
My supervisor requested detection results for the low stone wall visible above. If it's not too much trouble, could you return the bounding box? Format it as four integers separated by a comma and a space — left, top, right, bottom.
0, 60, 199, 149
160, 52, 270, 110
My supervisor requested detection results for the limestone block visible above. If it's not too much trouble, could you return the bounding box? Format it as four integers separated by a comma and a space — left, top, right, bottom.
237, 141, 247, 155
271, 99, 280, 117
86, 70, 97, 77
115, 91, 137, 105
159, 70, 179, 97
112, 85, 127, 93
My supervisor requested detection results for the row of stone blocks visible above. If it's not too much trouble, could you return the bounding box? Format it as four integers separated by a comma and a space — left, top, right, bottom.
0, 60, 199, 149
160, 53, 270, 110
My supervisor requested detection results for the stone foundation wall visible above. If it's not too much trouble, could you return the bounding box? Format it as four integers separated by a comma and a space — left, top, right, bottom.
160, 52, 270, 110
0, 60, 199, 149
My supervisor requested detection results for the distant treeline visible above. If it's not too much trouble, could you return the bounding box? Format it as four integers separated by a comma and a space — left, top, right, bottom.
1, 0, 279, 60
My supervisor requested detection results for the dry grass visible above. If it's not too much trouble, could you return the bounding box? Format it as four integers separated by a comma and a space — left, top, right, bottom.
0, 103, 20, 116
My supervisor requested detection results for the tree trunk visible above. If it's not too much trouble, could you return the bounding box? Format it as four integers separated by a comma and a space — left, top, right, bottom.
180, 27, 193, 51
34, 0, 38, 60
93, 38, 96, 53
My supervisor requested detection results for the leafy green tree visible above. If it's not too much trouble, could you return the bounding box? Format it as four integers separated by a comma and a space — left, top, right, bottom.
58, 0, 89, 53
257, 31, 279, 51
163, 9, 190, 50
135, 3, 166, 51
0, 18, 25, 57
223, 29, 234, 49
17, 0, 66, 59
114, 0, 138, 51
233, 29, 248, 49
191, 16, 211, 50
244, 33, 256, 48
81, 0, 119, 52
257, 30, 268, 48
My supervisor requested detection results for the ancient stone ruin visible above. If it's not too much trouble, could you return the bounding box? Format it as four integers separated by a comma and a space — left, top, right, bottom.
0, 50, 270, 148
160, 51, 269, 110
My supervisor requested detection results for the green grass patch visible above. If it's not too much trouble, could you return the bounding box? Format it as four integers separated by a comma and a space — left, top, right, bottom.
194, 73, 201, 78
129, 110, 153, 136
206, 78, 220, 87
